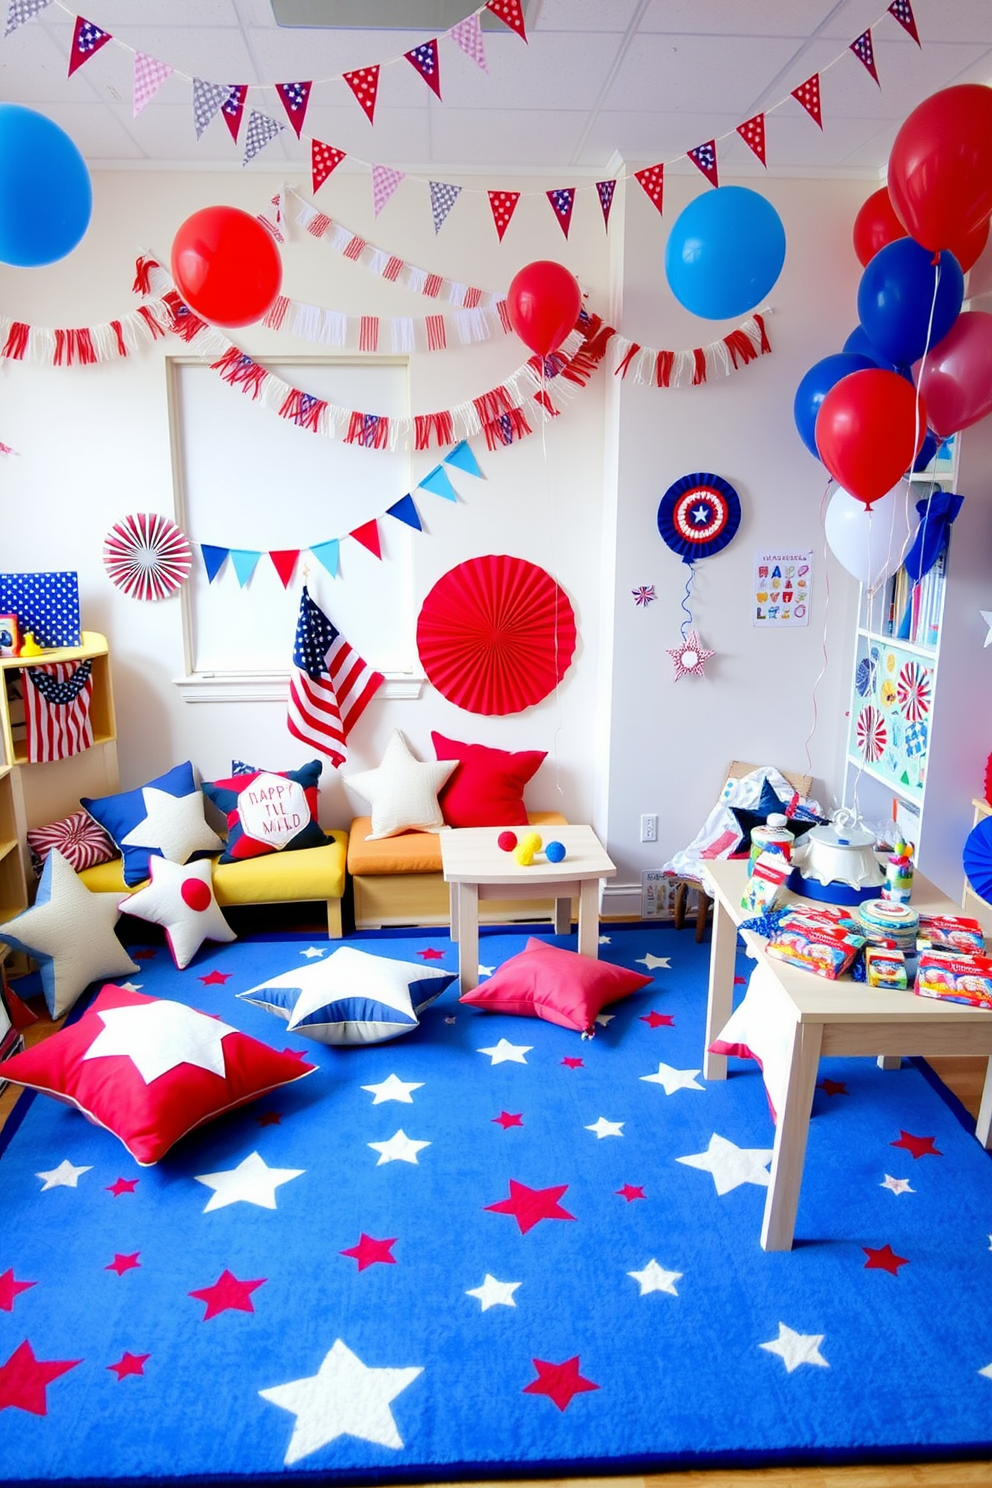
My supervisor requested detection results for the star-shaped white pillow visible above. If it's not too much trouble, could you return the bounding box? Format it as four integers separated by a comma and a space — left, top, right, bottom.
0, 849, 139, 1018
344, 730, 456, 840
122, 857, 236, 970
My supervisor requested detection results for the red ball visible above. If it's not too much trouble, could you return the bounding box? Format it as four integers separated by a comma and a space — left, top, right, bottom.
497, 831, 518, 852
171, 205, 282, 328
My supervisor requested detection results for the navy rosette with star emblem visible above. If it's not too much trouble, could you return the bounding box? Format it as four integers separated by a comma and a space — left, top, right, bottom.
657, 473, 741, 564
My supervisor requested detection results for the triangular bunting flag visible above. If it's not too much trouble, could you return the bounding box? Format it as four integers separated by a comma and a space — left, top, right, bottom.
312, 139, 346, 194
488, 190, 520, 242
192, 78, 232, 140
547, 188, 575, 239
850, 29, 879, 84
133, 53, 172, 116
68, 15, 112, 77
5, 0, 52, 37
372, 165, 405, 217
269, 549, 300, 588
443, 440, 483, 478
222, 84, 248, 143
596, 179, 616, 230
687, 140, 719, 188
230, 550, 262, 588
429, 180, 461, 234
485, 0, 527, 41
350, 520, 382, 559
276, 80, 312, 137
343, 65, 380, 124
737, 113, 766, 167
405, 39, 441, 98
387, 495, 423, 531
791, 73, 822, 129
310, 540, 340, 578
418, 465, 458, 502
200, 545, 230, 584
449, 14, 488, 71
888, 0, 920, 46
634, 163, 664, 215
243, 110, 285, 165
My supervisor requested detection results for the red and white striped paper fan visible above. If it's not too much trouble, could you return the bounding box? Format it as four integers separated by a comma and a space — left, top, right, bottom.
103, 513, 193, 601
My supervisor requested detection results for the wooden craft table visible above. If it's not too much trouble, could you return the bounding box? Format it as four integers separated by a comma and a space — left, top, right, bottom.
701, 858, 992, 1251
440, 824, 616, 994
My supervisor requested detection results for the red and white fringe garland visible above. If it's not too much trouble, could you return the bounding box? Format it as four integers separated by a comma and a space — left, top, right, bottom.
611, 310, 772, 387
0, 299, 173, 366
262, 292, 512, 353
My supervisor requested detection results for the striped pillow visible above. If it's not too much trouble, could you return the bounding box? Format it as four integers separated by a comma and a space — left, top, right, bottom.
27, 810, 117, 877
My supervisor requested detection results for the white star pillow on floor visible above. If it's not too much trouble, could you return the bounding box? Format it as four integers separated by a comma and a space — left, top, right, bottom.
0, 849, 139, 1018
122, 857, 236, 970
344, 730, 456, 839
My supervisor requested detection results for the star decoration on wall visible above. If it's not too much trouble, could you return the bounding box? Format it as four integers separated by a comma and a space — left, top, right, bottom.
632, 584, 656, 606
666, 629, 714, 680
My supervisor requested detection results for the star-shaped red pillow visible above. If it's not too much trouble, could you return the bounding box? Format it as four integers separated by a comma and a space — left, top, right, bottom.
0, 985, 315, 1165
459, 938, 651, 1034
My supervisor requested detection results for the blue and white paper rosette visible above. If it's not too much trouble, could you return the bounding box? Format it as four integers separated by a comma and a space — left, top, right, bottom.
963, 815, 992, 906
657, 473, 741, 564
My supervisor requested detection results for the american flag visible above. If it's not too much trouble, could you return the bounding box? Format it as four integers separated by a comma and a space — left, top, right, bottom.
23, 660, 94, 764
287, 587, 382, 767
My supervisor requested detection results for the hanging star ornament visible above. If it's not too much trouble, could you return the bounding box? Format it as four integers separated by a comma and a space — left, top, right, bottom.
666, 630, 714, 680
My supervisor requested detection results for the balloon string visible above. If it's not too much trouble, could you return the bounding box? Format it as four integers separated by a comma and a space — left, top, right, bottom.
804, 477, 835, 790
539, 361, 565, 804
908, 255, 946, 605
680, 566, 695, 641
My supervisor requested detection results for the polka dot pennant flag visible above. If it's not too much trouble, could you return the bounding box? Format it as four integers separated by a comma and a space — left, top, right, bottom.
596, 179, 616, 230
634, 163, 665, 216
276, 80, 312, 137
372, 165, 405, 218
192, 78, 232, 140
68, 15, 111, 77
687, 139, 718, 188
5, 0, 53, 38
488, 190, 520, 242
222, 84, 248, 143
430, 180, 461, 234
450, 14, 488, 72
343, 64, 380, 124
888, 0, 920, 46
736, 113, 766, 167
850, 29, 879, 84
243, 109, 285, 165
133, 52, 172, 116
312, 139, 346, 195
547, 188, 575, 239
791, 73, 822, 129
485, 0, 527, 41
405, 39, 442, 98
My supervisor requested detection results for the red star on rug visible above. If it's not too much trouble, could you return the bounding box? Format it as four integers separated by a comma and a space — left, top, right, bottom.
640, 1011, 675, 1028
107, 1351, 150, 1381
340, 1233, 397, 1271
493, 1111, 523, 1129
132, 948, 158, 961
0, 1268, 35, 1312
105, 1252, 141, 1276
106, 1177, 139, 1197
817, 1078, 848, 1097
282, 1046, 310, 1061
198, 969, 232, 985
863, 1243, 909, 1275
485, 1179, 575, 1234
561, 1057, 584, 1069
417, 947, 445, 960
734, 975, 747, 985
189, 1268, 266, 1320
890, 1130, 942, 1159
523, 1355, 600, 1411
0, 1339, 80, 1415
616, 1184, 645, 1202
256, 1110, 283, 1126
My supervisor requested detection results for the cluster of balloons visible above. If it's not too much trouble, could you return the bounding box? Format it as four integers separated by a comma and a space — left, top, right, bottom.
170, 205, 283, 328
794, 84, 992, 584
0, 104, 92, 267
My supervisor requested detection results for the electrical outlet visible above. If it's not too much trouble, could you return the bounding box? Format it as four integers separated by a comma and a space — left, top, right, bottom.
640, 813, 658, 843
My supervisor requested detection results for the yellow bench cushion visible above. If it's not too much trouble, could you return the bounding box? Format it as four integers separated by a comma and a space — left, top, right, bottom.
347, 812, 567, 877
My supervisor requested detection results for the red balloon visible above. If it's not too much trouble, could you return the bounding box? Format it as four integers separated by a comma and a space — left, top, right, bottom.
171, 205, 282, 328
945, 214, 991, 274
916, 310, 992, 437
815, 369, 927, 510
888, 84, 992, 253
853, 187, 906, 267
506, 260, 582, 357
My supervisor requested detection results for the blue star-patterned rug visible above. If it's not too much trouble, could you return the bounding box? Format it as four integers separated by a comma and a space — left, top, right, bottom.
2, 921, 992, 1485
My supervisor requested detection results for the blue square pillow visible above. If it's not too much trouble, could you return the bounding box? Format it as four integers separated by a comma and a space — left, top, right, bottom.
201, 760, 327, 864
81, 761, 223, 887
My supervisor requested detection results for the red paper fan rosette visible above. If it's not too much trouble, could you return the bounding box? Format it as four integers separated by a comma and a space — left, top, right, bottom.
416, 554, 576, 716
103, 513, 193, 601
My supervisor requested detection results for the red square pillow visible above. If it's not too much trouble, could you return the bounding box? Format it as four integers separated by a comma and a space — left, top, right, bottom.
0, 984, 315, 1165
459, 937, 652, 1035
432, 732, 546, 829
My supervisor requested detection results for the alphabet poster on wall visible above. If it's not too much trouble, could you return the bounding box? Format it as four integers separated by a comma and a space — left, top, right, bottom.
752, 549, 812, 627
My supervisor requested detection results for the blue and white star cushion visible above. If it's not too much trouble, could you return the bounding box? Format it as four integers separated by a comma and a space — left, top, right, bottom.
121, 857, 236, 971
239, 946, 456, 1045
82, 761, 223, 887
0, 849, 139, 1018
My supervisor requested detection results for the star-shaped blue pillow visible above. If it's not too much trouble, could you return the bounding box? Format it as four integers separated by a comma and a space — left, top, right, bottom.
82, 761, 223, 887
730, 781, 828, 858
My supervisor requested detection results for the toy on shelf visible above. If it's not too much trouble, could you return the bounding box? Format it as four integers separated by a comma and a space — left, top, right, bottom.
497, 831, 517, 852
882, 837, 915, 903
18, 632, 43, 657
545, 839, 566, 863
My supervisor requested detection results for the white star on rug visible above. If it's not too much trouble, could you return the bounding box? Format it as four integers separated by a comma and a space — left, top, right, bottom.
194, 1150, 305, 1212
121, 784, 222, 860
676, 1133, 773, 1195
478, 963, 495, 978
300, 946, 326, 959
586, 1116, 624, 1139
641, 1062, 704, 1094
260, 1338, 422, 1464
628, 1259, 682, 1296
637, 952, 671, 971
37, 1159, 92, 1190
881, 1174, 914, 1195
760, 1322, 828, 1373
362, 1074, 424, 1105
118, 981, 143, 992
82, 999, 236, 1083
598, 934, 611, 944
981, 611, 992, 648
466, 1274, 521, 1311
368, 1129, 430, 1165
478, 1038, 531, 1065
980, 1361, 992, 1379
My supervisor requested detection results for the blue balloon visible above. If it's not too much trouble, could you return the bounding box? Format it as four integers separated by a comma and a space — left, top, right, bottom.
912, 426, 939, 473
843, 324, 899, 371
857, 238, 964, 368
793, 352, 876, 459
664, 186, 786, 320
0, 104, 92, 267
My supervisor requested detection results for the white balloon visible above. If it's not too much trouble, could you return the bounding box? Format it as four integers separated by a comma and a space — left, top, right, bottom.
824, 480, 914, 590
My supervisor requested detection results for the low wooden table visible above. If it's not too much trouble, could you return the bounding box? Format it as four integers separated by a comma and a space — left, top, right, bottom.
701, 858, 992, 1251
440, 825, 616, 993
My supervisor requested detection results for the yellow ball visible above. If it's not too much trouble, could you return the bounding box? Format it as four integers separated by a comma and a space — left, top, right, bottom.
513, 844, 535, 866
520, 831, 542, 854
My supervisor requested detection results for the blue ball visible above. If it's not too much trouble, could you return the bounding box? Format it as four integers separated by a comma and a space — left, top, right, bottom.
545, 840, 566, 864
0, 105, 92, 267
664, 186, 786, 320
